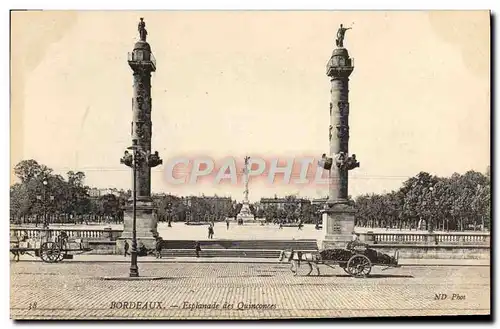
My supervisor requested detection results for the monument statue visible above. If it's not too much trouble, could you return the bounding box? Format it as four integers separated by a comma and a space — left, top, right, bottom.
138, 17, 147, 41
335, 24, 351, 48
236, 156, 254, 224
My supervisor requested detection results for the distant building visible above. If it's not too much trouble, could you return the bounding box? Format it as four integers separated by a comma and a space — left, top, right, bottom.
185, 195, 232, 206
259, 197, 311, 210
152, 193, 167, 199
89, 188, 121, 198
311, 197, 328, 206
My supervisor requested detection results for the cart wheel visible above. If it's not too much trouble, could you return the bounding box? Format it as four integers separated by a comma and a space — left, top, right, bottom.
342, 266, 351, 275
10, 251, 20, 262
40, 242, 61, 263
55, 250, 67, 262
347, 254, 372, 278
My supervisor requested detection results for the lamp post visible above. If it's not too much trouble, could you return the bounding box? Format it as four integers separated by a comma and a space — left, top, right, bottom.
428, 186, 438, 233
36, 180, 53, 228
42, 180, 48, 228
476, 183, 484, 232
120, 138, 162, 278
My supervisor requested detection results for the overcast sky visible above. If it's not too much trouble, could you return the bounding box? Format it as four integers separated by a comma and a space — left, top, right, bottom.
11, 11, 490, 202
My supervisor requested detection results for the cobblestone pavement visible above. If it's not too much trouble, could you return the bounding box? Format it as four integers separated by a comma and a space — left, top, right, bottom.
10, 262, 490, 320
12, 254, 491, 266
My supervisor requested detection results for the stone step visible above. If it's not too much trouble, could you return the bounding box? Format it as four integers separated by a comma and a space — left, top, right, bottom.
161, 239, 318, 250
160, 249, 317, 258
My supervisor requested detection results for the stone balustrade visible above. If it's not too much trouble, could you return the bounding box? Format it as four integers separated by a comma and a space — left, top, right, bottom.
10, 227, 123, 242
361, 232, 490, 246
10, 227, 490, 247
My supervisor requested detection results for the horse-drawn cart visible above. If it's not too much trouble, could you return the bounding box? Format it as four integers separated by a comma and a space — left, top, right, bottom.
279, 245, 400, 278
10, 229, 92, 263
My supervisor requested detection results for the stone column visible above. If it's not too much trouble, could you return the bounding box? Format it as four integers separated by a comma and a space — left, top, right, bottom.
132, 71, 152, 199
328, 48, 352, 202
237, 156, 254, 224
320, 40, 360, 249
117, 19, 161, 252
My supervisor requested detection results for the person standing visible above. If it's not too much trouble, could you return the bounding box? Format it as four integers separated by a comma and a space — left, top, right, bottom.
124, 240, 130, 257
195, 241, 201, 258
226, 219, 230, 230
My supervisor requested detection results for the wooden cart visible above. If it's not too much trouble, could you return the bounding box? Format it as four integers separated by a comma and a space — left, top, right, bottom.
10, 229, 92, 263
319, 248, 400, 277
281, 246, 400, 278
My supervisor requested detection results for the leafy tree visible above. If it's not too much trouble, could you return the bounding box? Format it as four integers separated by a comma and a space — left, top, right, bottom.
264, 204, 278, 222
14, 159, 53, 183
283, 195, 299, 221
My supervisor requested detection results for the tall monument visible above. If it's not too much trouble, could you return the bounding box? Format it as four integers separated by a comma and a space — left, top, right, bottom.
236, 156, 254, 224
319, 24, 360, 249
118, 18, 162, 251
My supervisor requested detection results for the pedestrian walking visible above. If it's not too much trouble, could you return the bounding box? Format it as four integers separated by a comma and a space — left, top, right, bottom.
226, 219, 230, 230
195, 241, 201, 258
208, 225, 214, 239
124, 240, 130, 257
298, 220, 303, 230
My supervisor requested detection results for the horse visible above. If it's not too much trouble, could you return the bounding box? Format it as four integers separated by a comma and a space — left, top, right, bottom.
10, 233, 27, 262
278, 250, 321, 276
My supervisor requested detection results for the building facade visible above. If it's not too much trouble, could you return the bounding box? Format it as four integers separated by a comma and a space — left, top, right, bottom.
259, 197, 311, 210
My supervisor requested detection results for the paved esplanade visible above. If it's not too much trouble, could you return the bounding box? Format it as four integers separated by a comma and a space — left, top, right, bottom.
11, 262, 489, 319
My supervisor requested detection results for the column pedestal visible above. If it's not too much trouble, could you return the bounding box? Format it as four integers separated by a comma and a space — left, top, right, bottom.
319, 201, 355, 249
236, 202, 254, 224
116, 197, 160, 253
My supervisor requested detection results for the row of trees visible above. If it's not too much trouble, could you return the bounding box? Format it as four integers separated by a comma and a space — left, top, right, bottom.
152, 195, 239, 223
354, 170, 491, 231
256, 196, 320, 224
10, 160, 128, 225
10, 160, 242, 225
10, 160, 491, 231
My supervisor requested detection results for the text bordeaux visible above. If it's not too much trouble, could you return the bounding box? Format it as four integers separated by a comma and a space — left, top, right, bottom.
110, 301, 164, 309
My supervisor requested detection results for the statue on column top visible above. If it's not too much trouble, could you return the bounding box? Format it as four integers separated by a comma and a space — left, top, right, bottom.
138, 17, 148, 42
336, 24, 352, 48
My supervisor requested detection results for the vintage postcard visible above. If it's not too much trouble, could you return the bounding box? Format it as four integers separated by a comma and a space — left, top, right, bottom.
9, 10, 490, 320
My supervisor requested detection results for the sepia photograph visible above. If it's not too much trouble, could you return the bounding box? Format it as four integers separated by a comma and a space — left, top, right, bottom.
8, 9, 491, 320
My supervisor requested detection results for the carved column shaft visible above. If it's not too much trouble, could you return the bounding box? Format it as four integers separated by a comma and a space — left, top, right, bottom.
326, 47, 353, 203
329, 77, 350, 201
132, 70, 153, 198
